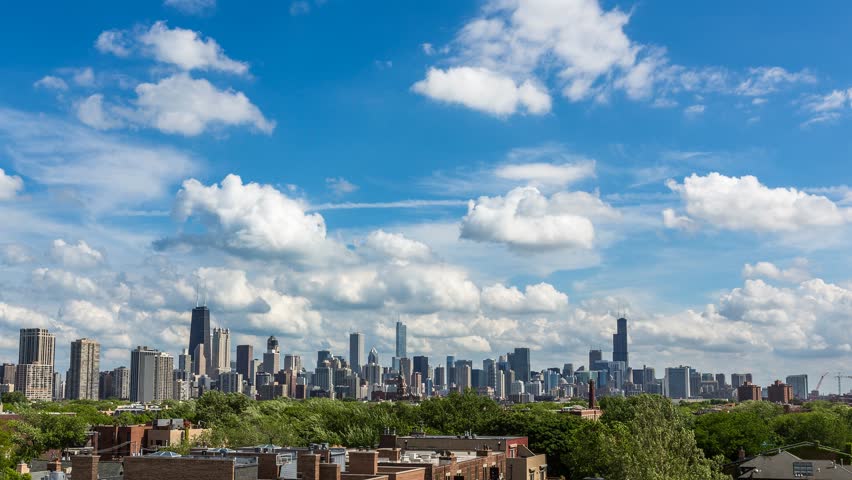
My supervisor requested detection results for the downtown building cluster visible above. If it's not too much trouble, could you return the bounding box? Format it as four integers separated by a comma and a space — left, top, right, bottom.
0, 305, 819, 404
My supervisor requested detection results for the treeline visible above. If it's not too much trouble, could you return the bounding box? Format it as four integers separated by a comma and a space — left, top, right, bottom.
2, 391, 852, 480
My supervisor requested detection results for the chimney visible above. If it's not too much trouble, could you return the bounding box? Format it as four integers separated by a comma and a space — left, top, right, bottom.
589, 379, 597, 409
320, 463, 341, 480
377, 448, 401, 461
298, 454, 321, 480
349, 451, 379, 475
738, 447, 746, 461
15, 463, 29, 475
71, 455, 99, 480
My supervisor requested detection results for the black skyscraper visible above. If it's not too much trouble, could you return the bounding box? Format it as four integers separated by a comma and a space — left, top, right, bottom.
189, 306, 210, 366
236, 344, 253, 383
413, 356, 430, 379
612, 317, 628, 369
588, 349, 602, 369
511, 347, 531, 383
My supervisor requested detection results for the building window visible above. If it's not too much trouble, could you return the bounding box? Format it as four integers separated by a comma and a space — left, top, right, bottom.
792, 462, 814, 477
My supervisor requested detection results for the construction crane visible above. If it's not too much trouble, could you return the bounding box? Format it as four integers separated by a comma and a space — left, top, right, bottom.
835, 374, 852, 396
814, 371, 830, 395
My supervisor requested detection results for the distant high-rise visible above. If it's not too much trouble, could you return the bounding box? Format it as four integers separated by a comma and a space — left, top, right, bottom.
731, 373, 748, 388
588, 349, 602, 369
612, 317, 628, 369
189, 305, 210, 368
349, 333, 364, 375
483, 358, 497, 388
219, 372, 243, 394
664, 366, 691, 399
511, 347, 531, 383
19, 328, 55, 366
209, 328, 231, 375
17, 328, 56, 401
0, 363, 17, 385
262, 336, 280, 374
112, 366, 130, 399
66, 338, 100, 400
395, 321, 407, 359
457, 364, 472, 391
283, 354, 301, 372
413, 356, 430, 380
178, 348, 191, 373
130, 346, 173, 403
399, 357, 413, 383
367, 347, 379, 365
785, 374, 808, 400
317, 350, 332, 367
715, 373, 727, 388
236, 345, 253, 381
446, 355, 456, 386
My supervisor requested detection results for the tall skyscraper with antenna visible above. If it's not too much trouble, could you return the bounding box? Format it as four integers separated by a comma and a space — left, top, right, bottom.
613, 316, 629, 369
189, 301, 210, 368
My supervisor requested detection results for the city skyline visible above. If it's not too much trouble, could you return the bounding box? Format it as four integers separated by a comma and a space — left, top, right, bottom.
3, 1, 852, 387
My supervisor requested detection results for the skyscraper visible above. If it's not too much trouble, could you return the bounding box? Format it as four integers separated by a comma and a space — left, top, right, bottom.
66, 338, 100, 400
112, 366, 130, 399
19, 328, 55, 366
588, 349, 602, 369
178, 348, 191, 373
317, 350, 332, 366
209, 328, 231, 376
731, 373, 748, 388
395, 321, 407, 359
236, 344, 253, 382
263, 336, 280, 374
612, 317, 628, 369
349, 333, 364, 375
17, 328, 56, 401
511, 347, 531, 383
664, 366, 691, 399
130, 346, 173, 403
413, 356, 430, 380
446, 355, 456, 386
785, 374, 809, 400
367, 347, 379, 365
189, 305, 210, 368
483, 358, 497, 388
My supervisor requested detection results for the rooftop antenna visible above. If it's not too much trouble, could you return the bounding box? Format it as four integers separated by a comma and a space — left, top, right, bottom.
195, 284, 200, 308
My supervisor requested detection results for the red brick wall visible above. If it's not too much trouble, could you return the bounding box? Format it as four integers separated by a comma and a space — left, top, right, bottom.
123, 457, 235, 480
349, 452, 379, 475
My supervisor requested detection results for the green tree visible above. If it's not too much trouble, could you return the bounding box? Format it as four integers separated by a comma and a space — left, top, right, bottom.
0, 392, 26, 406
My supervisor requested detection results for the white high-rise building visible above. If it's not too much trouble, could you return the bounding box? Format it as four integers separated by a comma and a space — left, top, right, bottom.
67, 338, 100, 400
112, 366, 130, 399
495, 370, 506, 400
209, 328, 231, 376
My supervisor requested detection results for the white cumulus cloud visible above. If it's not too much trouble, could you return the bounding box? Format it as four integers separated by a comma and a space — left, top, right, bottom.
133, 74, 274, 136
412, 67, 551, 116
0, 168, 24, 200
461, 186, 617, 250
49, 239, 105, 269
161, 174, 345, 263
482, 282, 568, 313
138, 21, 248, 74
665, 172, 851, 232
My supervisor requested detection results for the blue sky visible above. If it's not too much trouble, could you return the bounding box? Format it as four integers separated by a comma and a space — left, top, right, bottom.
2, 0, 852, 392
